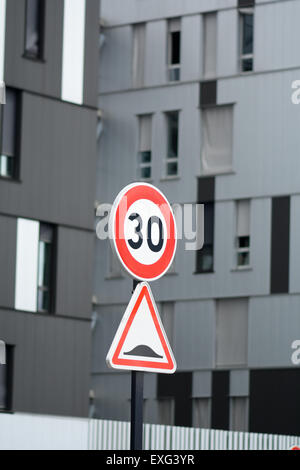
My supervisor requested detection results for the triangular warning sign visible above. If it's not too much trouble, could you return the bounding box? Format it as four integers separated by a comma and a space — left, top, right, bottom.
106, 282, 176, 374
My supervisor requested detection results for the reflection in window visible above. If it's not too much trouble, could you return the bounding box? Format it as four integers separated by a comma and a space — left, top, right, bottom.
166, 111, 179, 177
240, 9, 254, 72
196, 202, 214, 273
37, 224, 55, 313
25, 0, 45, 60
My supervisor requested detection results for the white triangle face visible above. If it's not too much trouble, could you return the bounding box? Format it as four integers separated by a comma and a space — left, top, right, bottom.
106, 282, 176, 374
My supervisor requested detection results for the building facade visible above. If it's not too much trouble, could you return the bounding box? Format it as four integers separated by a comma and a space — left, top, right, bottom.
93, 0, 300, 435
0, 0, 99, 417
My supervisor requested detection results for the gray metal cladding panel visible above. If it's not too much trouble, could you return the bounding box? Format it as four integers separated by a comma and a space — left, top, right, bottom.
83, 0, 99, 108
4, 0, 64, 99
0, 215, 16, 309
0, 93, 97, 230
248, 295, 300, 368
92, 372, 131, 421
0, 308, 91, 417
55, 226, 94, 320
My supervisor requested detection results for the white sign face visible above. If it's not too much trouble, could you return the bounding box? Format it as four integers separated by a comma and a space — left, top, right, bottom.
106, 282, 176, 374
109, 183, 177, 281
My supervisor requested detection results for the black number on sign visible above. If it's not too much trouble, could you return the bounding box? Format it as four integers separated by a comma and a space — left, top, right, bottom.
128, 213, 164, 253
128, 213, 143, 250
147, 216, 164, 253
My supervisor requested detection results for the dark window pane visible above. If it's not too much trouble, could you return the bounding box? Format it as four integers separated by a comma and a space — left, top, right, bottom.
25, 0, 44, 58
237, 251, 250, 267
196, 202, 214, 273
197, 244, 213, 272
166, 161, 178, 176
140, 166, 151, 179
2, 89, 17, 157
168, 67, 180, 82
242, 14, 253, 55
0, 346, 13, 411
238, 236, 250, 248
139, 151, 151, 164
37, 224, 55, 313
38, 288, 50, 312
40, 223, 54, 243
0, 362, 7, 409
167, 112, 179, 158
171, 31, 180, 64
242, 57, 253, 72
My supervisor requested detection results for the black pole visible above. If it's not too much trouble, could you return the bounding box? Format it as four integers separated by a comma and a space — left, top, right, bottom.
130, 280, 144, 451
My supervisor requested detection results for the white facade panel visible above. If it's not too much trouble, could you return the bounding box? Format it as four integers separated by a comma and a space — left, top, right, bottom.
62, 0, 86, 104
181, 15, 201, 82
217, 9, 238, 77
145, 20, 167, 87
15, 218, 39, 312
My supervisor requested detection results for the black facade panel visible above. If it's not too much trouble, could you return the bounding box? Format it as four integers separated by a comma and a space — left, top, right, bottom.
55, 226, 94, 320
0, 309, 91, 417
200, 81, 217, 108
211, 371, 230, 430
157, 372, 192, 427
0, 215, 16, 309
84, 0, 100, 108
0, 93, 97, 230
270, 196, 290, 294
249, 369, 300, 436
5, 0, 64, 99
197, 177, 215, 203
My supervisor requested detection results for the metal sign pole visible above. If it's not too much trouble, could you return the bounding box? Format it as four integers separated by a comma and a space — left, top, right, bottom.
130, 280, 144, 451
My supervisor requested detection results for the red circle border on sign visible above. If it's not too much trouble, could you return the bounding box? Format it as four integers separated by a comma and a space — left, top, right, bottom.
113, 184, 176, 281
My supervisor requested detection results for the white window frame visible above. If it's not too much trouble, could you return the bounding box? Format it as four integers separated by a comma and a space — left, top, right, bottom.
239, 8, 254, 73
235, 200, 251, 269
137, 114, 152, 181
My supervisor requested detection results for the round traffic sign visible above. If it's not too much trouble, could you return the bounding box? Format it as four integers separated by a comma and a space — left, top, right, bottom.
109, 183, 177, 281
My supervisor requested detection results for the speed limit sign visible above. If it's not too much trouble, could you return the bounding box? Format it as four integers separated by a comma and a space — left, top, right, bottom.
109, 183, 177, 281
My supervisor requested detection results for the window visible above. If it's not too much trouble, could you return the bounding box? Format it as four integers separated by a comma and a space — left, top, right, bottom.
15, 219, 56, 313
167, 19, 181, 82
201, 105, 233, 175
216, 299, 248, 368
166, 111, 179, 177
0, 88, 20, 179
0, 345, 13, 411
196, 177, 215, 273
37, 224, 55, 313
24, 0, 45, 60
203, 12, 217, 78
196, 203, 214, 273
137, 114, 152, 180
239, 9, 254, 72
236, 200, 250, 268
132, 23, 146, 88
